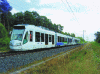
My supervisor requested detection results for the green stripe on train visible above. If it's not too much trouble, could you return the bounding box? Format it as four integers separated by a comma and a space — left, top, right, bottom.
63, 42, 67, 43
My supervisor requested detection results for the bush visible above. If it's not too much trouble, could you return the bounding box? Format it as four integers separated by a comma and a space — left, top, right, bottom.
0, 23, 10, 46
0, 23, 8, 38
0, 37, 10, 46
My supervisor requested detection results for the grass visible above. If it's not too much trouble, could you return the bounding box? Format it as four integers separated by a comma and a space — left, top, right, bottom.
3, 42, 100, 74
19, 42, 100, 74
0, 45, 10, 52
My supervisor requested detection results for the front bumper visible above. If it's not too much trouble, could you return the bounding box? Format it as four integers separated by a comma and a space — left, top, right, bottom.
9, 45, 22, 51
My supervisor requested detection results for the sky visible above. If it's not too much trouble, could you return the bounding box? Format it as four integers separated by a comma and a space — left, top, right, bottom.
7, 0, 100, 41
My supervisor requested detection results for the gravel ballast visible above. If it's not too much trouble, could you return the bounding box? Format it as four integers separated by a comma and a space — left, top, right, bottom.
0, 45, 81, 73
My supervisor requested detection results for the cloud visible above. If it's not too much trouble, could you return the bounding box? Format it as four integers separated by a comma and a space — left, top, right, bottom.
25, 0, 31, 3
40, 0, 62, 5
10, 8, 19, 14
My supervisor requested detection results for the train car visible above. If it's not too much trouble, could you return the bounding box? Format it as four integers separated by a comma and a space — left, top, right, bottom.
55, 33, 69, 46
73, 38, 80, 45
67, 36, 73, 45
9, 24, 55, 51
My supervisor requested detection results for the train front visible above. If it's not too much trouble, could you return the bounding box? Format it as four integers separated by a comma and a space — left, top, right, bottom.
9, 25, 25, 51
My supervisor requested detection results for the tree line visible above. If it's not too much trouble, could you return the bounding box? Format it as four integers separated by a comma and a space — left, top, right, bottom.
0, 11, 75, 37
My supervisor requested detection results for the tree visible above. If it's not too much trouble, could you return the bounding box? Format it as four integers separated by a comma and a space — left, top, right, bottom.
58, 24, 63, 33
67, 33, 70, 36
76, 37, 85, 44
14, 12, 24, 24
0, 0, 12, 13
71, 33, 75, 37
95, 32, 100, 43
1, 12, 13, 31
0, 0, 12, 31
24, 11, 36, 24
40, 16, 49, 27
31, 11, 40, 18
61, 31, 65, 34
53, 23, 58, 32
7, 12, 14, 29
64, 32, 68, 35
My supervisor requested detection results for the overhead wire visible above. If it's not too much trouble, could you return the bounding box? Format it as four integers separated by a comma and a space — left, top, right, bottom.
61, 0, 80, 25
61, 0, 71, 12
66, 0, 80, 25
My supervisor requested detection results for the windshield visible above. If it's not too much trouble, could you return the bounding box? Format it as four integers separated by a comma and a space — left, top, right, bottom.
11, 29, 24, 41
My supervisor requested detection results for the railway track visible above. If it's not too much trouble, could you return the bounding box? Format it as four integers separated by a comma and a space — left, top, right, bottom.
0, 45, 81, 58
0, 44, 83, 73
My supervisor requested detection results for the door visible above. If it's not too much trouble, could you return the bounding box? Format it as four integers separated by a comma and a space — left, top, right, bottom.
28, 31, 34, 49
45, 34, 48, 45
22, 31, 29, 50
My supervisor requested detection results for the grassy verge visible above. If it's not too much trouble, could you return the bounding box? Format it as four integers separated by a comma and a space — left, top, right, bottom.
18, 42, 100, 74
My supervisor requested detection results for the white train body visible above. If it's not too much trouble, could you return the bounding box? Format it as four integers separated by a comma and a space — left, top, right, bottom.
9, 24, 80, 51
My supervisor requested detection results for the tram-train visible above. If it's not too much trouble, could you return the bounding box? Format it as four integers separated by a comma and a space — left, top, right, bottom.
9, 24, 80, 51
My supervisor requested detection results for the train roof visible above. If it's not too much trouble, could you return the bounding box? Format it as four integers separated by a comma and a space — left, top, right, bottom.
13, 24, 80, 41
14, 24, 55, 34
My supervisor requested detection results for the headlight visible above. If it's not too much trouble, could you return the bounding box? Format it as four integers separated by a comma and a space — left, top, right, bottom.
16, 43, 21, 46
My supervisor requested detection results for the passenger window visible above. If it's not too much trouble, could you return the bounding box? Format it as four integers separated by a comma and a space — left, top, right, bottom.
68, 38, 70, 43
49, 34, 51, 42
52, 35, 54, 44
60, 37, 61, 42
62, 37, 64, 42
58, 36, 60, 42
23, 31, 28, 44
61, 37, 63, 42
64, 38, 65, 42
35, 32, 40, 42
66, 38, 67, 42
41, 33, 44, 42
70, 39, 72, 42
30, 31, 33, 42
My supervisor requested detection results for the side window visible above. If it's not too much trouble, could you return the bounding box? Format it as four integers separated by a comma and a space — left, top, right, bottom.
60, 37, 61, 42
64, 38, 65, 42
41, 33, 44, 42
68, 38, 70, 43
58, 36, 60, 42
70, 39, 72, 42
61, 37, 63, 42
62, 37, 64, 42
66, 38, 67, 42
35, 32, 40, 42
30, 31, 33, 42
23, 31, 28, 44
49, 34, 51, 42
52, 35, 54, 44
